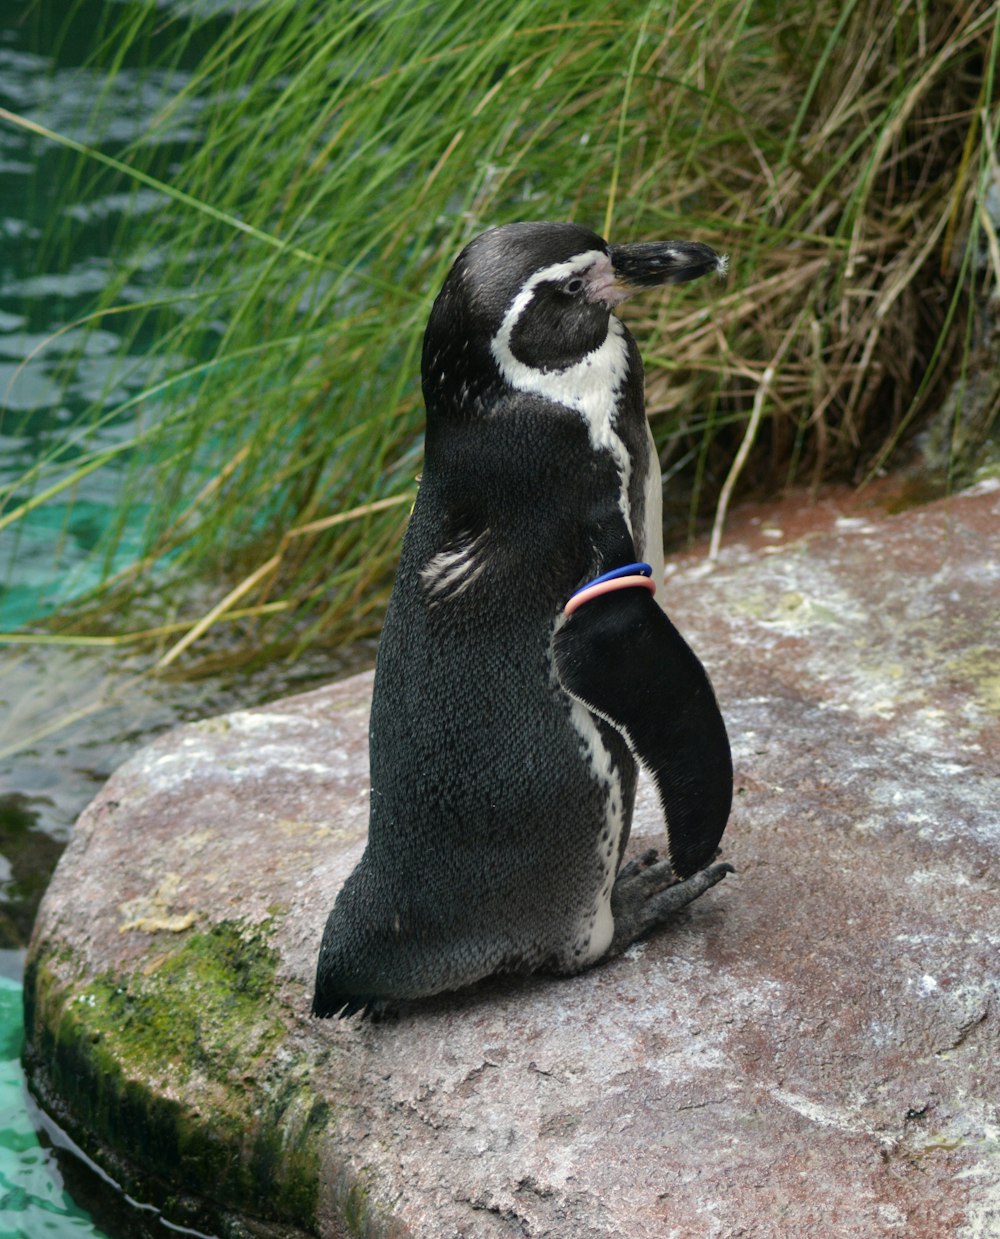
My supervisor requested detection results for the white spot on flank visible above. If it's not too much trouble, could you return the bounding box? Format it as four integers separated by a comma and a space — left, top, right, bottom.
489, 251, 634, 535
420, 530, 490, 602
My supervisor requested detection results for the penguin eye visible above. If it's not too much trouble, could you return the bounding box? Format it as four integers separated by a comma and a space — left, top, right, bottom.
561, 276, 586, 296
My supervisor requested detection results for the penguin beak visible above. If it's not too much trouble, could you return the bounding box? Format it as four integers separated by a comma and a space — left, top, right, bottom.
604, 240, 727, 301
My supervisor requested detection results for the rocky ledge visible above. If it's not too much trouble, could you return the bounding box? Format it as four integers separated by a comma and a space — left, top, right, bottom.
23, 481, 1000, 1239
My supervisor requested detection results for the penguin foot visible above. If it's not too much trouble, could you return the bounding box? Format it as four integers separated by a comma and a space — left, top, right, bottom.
616, 845, 725, 884
606, 860, 733, 958
615, 847, 660, 881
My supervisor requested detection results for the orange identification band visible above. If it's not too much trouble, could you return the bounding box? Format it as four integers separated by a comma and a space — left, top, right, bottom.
563, 574, 656, 617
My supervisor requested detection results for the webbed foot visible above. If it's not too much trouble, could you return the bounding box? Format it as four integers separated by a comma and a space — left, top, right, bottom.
607, 855, 733, 958
615, 847, 659, 882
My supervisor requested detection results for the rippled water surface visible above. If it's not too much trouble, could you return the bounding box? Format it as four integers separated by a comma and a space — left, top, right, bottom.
7, 2, 380, 1230
2, 5, 259, 1235
0, 1, 211, 630
0, 973, 111, 1239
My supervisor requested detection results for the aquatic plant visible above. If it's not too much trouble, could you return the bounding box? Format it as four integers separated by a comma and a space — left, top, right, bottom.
2, 0, 998, 670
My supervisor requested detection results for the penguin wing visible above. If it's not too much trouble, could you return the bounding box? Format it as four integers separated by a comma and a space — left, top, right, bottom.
554, 587, 732, 878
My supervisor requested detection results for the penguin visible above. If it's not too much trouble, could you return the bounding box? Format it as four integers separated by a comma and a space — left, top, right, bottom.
313, 221, 733, 1020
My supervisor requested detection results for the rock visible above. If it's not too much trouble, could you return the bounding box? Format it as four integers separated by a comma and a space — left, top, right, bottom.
23, 481, 1000, 1239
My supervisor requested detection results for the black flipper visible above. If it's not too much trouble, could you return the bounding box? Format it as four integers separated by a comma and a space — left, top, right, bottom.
554, 587, 732, 878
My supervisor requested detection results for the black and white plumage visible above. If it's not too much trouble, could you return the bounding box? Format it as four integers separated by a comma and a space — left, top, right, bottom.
312, 221, 733, 1020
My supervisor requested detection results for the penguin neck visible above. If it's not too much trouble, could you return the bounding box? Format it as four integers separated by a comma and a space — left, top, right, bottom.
421, 331, 505, 426
490, 314, 638, 540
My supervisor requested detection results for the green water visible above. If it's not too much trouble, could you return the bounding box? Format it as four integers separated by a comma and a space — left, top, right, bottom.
0, 973, 109, 1239
1, 5, 234, 1235
0, 0, 228, 631
2, 3, 373, 1231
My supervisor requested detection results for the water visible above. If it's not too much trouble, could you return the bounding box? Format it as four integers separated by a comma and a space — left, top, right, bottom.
0, 1, 216, 630
0, 5, 344, 1235
0, 968, 110, 1239
1, 0, 222, 891
0, 961, 227, 1239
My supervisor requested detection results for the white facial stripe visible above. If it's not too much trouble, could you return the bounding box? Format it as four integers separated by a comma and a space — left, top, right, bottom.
495, 249, 606, 332
489, 251, 634, 536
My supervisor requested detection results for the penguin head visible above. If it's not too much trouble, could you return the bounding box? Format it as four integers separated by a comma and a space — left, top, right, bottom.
421, 221, 724, 421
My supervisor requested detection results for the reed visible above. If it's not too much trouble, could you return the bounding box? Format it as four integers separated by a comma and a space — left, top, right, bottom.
2, 0, 997, 671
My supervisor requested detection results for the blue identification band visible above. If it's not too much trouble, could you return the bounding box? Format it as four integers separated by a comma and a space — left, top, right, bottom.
563, 562, 656, 617
568, 561, 653, 599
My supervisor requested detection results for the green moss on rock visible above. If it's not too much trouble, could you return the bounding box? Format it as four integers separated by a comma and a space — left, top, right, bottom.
84, 920, 282, 1074
24, 919, 325, 1236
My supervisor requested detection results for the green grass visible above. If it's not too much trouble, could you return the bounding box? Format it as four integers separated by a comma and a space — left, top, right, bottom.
2, 0, 998, 671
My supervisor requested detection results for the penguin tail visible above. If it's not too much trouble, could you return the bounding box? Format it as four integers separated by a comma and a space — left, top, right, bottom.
311, 989, 381, 1020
